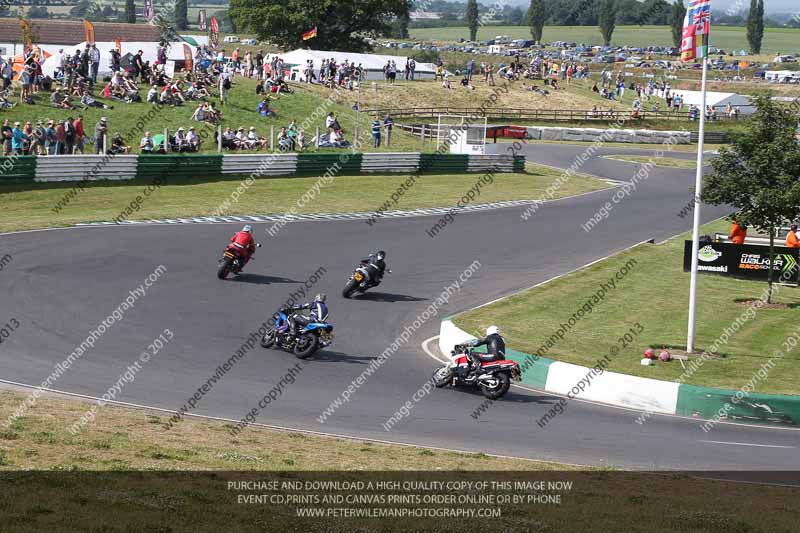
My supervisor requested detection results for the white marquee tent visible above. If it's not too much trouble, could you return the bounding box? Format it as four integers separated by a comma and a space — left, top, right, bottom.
276, 48, 441, 81
672, 90, 754, 114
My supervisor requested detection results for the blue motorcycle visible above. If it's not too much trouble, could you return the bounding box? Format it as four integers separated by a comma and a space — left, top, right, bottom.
260, 307, 334, 359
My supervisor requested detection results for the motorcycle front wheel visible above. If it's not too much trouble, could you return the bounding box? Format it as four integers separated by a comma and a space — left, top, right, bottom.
260, 329, 276, 349
478, 371, 511, 400
293, 333, 318, 359
432, 366, 452, 388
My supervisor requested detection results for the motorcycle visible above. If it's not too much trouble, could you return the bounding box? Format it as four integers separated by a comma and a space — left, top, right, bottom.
431, 343, 521, 400
259, 307, 334, 359
217, 243, 261, 279
342, 262, 391, 298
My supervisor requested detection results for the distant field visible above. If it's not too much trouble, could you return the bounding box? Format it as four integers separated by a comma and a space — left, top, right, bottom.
410, 25, 800, 55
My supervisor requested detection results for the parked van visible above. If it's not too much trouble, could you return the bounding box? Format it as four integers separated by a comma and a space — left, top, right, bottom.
494, 35, 511, 44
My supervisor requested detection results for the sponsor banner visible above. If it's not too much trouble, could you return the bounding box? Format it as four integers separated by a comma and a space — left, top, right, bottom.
83, 20, 95, 45
683, 241, 800, 283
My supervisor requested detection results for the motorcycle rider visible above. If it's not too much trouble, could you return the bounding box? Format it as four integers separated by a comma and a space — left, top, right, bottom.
360, 249, 388, 287
286, 293, 329, 336
227, 225, 256, 271
463, 326, 506, 375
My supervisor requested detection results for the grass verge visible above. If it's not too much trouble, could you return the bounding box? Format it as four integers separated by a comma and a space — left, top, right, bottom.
456, 220, 800, 395
0, 389, 573, 471
0, 389, 796, 530
0, 164, 608, 232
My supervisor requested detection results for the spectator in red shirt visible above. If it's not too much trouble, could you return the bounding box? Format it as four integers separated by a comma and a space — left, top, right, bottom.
74, 115, 84, 154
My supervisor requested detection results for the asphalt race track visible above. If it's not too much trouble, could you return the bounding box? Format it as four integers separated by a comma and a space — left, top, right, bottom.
2, 143, 798, 471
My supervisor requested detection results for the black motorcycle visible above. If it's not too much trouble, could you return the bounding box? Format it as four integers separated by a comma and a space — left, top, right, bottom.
342, 262, 390, 298
217, 243, 261, 279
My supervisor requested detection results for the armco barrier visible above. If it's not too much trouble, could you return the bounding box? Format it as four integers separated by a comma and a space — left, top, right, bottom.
439, 318, 800, 425
0, 153, 524, 183
676, 384, 800, 426
0, 155, 36, 181
136, 154, 223, 180
35, 154, 138, 182
296, 153, 363, 174
221, 153, 298, 176
361, 152, 421, 173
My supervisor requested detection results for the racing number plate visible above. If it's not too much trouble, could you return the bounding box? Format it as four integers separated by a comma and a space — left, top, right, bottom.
354, 272, 364, 281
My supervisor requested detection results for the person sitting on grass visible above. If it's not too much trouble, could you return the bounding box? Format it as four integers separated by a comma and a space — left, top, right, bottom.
297, 129, 307, 151
50, 88, 75, 109
110, 132, 130, 154
235, 127, 252, 149
277, 127, 292, 151
247, 127, 267, 150
80, 89, 113, 110
220, 127, 237, 149
191, 102, 206, 122
186, 126, 202, 152
173, 127, 189, 152
146, 85, 158, 103
257, 95, 276, 118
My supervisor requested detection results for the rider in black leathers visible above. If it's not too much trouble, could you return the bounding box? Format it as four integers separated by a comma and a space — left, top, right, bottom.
286, 293, 329, 336
360, 250, 388, 288
464, 326, 506, 374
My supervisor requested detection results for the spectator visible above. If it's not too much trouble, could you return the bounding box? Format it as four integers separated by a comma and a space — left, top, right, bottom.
80, 89, 112, 109
729, 218, 747, 245
1, 119, 12, 156
173, 127, 189, 152
64, 117, 76, 155
10, 121, 26, 155
383, 114, 393, 147
94, 117, 108, 154
247, 126, 266, 149
325, 112, 339, 132
54, 120, 66, 155
297, 129, 307, 151
186, 127, 201, 151
44, 120, 56, 155
371, 115, 381, 148
89, 44, 100, 84
140, 131, 155, 154
30, 120, 45, 155
219, 68, 232, 105
74, 115, 85, 154
110, 132, 130, 154
787, 225, 800, 248
257, 95, 275, 117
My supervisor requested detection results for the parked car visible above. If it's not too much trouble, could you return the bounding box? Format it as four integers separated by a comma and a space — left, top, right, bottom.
241, 38, 258, 45
774, 55, 797, 63
223, 36, 240, 43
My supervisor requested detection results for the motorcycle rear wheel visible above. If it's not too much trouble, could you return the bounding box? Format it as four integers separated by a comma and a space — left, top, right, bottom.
479, 371, 511, 400
293, 333, 318, 359
342, 278, 358, 298
217, 259, 231, 279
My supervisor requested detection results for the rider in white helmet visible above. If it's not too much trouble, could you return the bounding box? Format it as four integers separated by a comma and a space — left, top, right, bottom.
227, 224, 256, 270
464, 325, 506, 374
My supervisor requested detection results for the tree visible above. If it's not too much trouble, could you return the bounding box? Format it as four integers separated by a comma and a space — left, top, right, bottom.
175, 0, 189, 31
598, 0, 616, 46
528, 0, 546, 44
746, 0, 764, 54
124, 0, 136, 23
670, 0, 686, 48
466, 0, 479, 41
703, 96, 800, 303
229, 0, 411, 52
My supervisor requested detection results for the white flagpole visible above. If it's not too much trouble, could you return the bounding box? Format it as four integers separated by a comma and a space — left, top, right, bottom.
686, 52, 709, 354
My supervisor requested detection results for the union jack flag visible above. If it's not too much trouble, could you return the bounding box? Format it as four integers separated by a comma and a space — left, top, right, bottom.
681, 0, 710, 62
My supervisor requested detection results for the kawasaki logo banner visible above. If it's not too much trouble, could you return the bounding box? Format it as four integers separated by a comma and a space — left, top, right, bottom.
683, 241, 800, 283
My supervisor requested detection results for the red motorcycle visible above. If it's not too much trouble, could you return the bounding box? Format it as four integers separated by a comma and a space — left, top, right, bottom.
217, 242, 261, 279
432, 343, 521, 400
